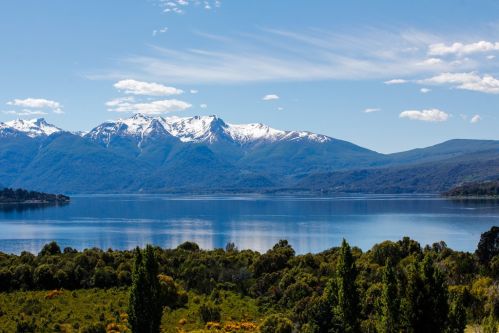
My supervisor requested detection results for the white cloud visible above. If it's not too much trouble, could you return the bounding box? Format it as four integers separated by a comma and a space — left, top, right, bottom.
420, 88, 431, 93
7, 98, 63, 114
470, 114, 481, 124
421, 72, 499, 94
114, 79, 183, 96
262, 94, 279, 101
158, 0, 220, 14
199, 103, 208, 108
384, 79, 407, 85
190, 89, 198, 94
399, 108, 449, 122
107, 98, 191, 115
420, 58, 442, 65
364, 108, 380, 113
487, 55, 496, 60
152, 27, 168, 36
277, 107, 284, 111
3, 109, 48, 116
428, 41, 499, 56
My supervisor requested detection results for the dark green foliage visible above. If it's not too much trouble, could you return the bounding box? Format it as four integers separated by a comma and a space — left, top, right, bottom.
259, 314, 294, 333
38, 241, 61, 256
80, 322, 106, 333
476, 226, 499, 264
378, 258, 399, 333
0, 187, 69, 203
198, 300, 221, 323
447, 293, 467, 333
401, 255, 449, 333
128, 246, 163, 333
333, 239, 360, 333
15, 317, 37, 333
2, 232, 499, 331
444, 180, 499, 197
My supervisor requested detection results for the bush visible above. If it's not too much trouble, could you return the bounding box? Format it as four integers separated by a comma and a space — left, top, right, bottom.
259, 314, 294, 333
199, 301, 221, 323
39, 241, 61, 256
80, 322, 106, 333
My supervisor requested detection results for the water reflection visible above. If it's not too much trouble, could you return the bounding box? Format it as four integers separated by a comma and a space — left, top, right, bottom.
0, 194, 498, 254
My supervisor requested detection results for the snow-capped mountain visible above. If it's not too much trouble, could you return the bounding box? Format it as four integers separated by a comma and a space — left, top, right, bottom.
85, 114, 172, 147
0, 118, 62, 138
85, 113, 332, 146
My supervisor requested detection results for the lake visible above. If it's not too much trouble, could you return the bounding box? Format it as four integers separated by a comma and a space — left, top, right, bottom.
0, 194, 498, 255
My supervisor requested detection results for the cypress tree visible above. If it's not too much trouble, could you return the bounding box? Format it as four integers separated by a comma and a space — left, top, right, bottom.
421, 255, 448, 332
333, 239, 360, 333
128, 246, 163, 333
379, 258, 399, 333
447, 293, 466, 333
143, 245, 162, 332
401, 260, 425, 333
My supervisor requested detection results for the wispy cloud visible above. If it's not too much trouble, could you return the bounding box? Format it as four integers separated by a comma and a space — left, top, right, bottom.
3, 109, 48, 116
384, 79, 407, 85
364, 108, 380, 113
420, 87, 431, 93
262, 94, 279, 101
89, 27, 499, 85
6, 98, 63, 114
114, 79, 183, 96
399, 108, 449, 122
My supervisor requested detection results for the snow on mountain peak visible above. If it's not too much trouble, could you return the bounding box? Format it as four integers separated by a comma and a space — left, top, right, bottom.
84, 114, 332, 145
0, 118, 62, 137
161, 115, 228, 143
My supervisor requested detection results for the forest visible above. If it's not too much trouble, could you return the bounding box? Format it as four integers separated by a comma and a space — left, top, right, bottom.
0, 188, 70, 204
0, 227, 497, 332
444, 181, 499, 198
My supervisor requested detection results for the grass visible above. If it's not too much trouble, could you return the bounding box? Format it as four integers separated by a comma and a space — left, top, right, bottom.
0, 289, 263, 333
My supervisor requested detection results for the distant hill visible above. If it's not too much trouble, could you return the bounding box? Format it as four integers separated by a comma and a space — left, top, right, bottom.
0, 114, 499, 194
443, 180, 499, 197
0, 188, 69, 204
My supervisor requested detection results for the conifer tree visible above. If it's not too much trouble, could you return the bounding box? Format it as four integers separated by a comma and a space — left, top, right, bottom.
379, 258, 399, 333
401, 260, 425, 333
333, 239, 360, 333
128, 246, 163, 333
447, 293, 466, 333
421, 255, 448, 332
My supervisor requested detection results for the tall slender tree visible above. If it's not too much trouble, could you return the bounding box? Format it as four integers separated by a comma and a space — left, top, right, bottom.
378, 258, 399, 333
128, 246, 163, 333
421, 255, 448, 332
401, 260, 425, 333
143, 245, 162, 332
333, 239, 360, 333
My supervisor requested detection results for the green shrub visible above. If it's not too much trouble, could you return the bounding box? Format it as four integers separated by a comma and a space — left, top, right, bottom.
199, 300, 221, 323
259, 314, 294, 333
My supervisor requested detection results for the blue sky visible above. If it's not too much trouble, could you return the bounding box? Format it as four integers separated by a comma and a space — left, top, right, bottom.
1, 0, 499, 153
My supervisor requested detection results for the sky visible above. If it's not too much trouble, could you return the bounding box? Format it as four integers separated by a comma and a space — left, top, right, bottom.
1, 0, 499, 153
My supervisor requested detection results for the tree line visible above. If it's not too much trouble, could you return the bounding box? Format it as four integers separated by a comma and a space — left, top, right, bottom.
1, 227, 498, 332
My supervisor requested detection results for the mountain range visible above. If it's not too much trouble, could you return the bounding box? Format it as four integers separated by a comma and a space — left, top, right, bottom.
0, 115, 498, 194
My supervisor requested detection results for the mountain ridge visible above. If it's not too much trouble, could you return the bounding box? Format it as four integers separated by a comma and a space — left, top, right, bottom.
1, 114, 498, 194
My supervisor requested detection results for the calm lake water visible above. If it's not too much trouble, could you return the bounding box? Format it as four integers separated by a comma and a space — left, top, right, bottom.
0, 194, 498, 254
